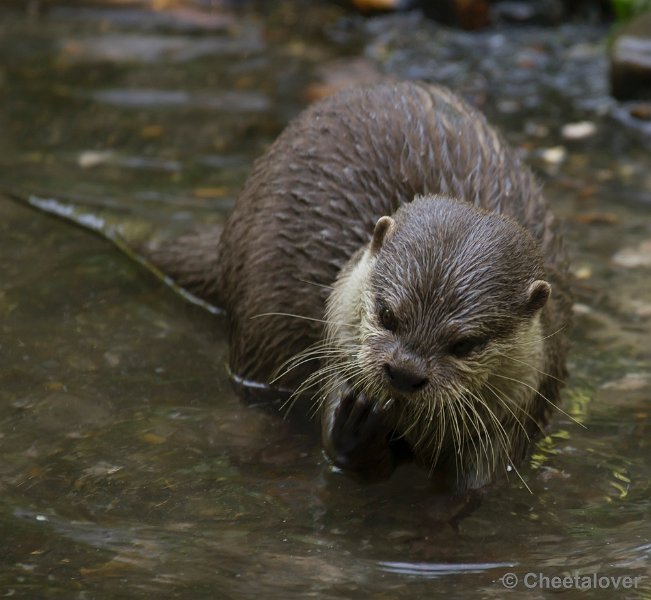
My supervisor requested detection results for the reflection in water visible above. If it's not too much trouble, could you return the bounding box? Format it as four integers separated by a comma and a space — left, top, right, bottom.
378, 561, 516, 578
0, 1, 650, 598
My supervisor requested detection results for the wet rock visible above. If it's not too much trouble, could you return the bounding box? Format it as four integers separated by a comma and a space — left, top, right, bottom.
612, 239, 651, 268
610, 11, 651, 101
91, 89, 270, 112
493, 0, 612, 24
630, 103, 651, 131
539, 145, 567, 165
611, 101, 651, 137
59, 31, 264, 64
602, 373, 651, 391
51, 6, 234, 33
78, 150, 113, 169
491, 0, 564, 25
561, 120, 597, 140
573, 266, 593, 280
626, 298, 651, 318
572, 302, 592, 315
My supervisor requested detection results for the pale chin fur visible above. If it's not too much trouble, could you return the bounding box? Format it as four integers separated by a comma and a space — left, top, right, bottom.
324, 247, 377, 357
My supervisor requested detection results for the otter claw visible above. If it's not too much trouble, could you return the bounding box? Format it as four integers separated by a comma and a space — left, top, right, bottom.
326, 387, 395, 479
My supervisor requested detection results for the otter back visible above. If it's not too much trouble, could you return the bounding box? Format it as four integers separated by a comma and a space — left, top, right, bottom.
206, 82, 570, 397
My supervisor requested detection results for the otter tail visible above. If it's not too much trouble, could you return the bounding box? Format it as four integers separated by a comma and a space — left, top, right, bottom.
4, 190, 224, 314
143, 226, 223, 309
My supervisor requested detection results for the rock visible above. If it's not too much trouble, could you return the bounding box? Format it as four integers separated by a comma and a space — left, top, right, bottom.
612, 239, 651, 268
78, 150, 113, 169
573, 266, 593, 280
561, 121, 597, 140
491, 0, 564, 25
610, 11, 651, 101
572, 302, 592, 316
539, 145, 567, 165
627, 299, 651, 318
602, 373, 651, 391
611, 100, 651, 137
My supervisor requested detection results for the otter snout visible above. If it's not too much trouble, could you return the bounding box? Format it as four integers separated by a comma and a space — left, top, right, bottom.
383, 362, 428, 393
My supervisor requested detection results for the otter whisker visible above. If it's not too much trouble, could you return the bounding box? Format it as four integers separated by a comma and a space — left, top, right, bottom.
272, 347, 351, 385
494, 351, 565, 384
484, 380, 541, 434
540, 324, 567, 342
295, 360, 362, 400
492, 373, 586, 429
280, 356, 365, 417
464, 387, 533, 494
296, 278, 334, 291
465, 388, 513, 454
482, 382, 533, 440
510, 324, 567, 350
251, 311, 361, 329
271, 336, 360, 383
457, 393, 496, 475
397, 397, 428, 440
454, 396, 488, 478
463, 389, 507, 446
298, 360, 362, 405
460, 388, 499, 480
435, 397, 447, 466
442, 395, 463, 476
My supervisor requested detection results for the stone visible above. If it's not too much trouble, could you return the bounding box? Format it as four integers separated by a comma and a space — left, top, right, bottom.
561, 121, 597, 140
491, 0, 565, 25
610, 11, 651, 101
612, 239, 651, 268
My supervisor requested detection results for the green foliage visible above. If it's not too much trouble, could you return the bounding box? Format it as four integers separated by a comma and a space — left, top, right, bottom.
611, 0, 651, 21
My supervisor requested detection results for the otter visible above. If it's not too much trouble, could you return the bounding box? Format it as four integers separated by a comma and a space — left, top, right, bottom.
149, 81, 572, 491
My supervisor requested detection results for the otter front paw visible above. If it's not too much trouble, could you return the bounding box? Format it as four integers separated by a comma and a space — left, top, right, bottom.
322, 385, 396, 481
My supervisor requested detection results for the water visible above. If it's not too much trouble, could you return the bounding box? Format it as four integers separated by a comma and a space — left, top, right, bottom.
1, 2, 650, 598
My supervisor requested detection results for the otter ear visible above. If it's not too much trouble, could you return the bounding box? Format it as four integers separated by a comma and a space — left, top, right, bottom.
526, 280, 551, 314
370, 216, 395, 256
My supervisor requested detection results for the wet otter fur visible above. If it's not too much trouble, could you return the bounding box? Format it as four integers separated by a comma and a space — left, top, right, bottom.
149, 81, 572, 491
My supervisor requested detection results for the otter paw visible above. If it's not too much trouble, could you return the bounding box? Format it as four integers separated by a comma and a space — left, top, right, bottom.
328, 388, 395, 478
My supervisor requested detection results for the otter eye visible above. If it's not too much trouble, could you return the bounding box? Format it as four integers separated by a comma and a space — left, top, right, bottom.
449, 336, 487, 358
379, 306, 397, 331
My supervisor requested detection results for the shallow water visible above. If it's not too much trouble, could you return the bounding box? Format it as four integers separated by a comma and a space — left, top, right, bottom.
1, 2, 650, 598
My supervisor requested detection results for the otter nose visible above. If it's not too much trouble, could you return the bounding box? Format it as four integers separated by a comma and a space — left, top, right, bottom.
383, 363, 428, 393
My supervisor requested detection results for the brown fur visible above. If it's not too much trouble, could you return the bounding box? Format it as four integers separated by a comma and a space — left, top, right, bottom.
148, 81, 572, 488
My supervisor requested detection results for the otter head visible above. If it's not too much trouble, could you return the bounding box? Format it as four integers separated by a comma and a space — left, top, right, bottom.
325, 195, 551, 471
